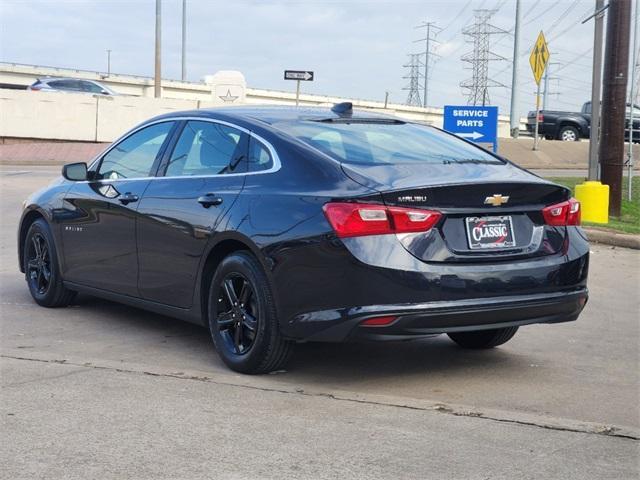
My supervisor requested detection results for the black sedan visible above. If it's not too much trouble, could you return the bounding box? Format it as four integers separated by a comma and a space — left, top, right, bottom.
18, 104, 589, 373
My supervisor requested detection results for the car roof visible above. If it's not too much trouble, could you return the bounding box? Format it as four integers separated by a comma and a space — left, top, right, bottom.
160, 105, 402, 126
38, 77, 99, 83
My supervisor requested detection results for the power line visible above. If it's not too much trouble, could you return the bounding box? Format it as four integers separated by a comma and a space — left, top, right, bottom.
547, 5, 594, 43
521, 1, 539, 20
545, 0, 581, 36
439, 0, 473, 34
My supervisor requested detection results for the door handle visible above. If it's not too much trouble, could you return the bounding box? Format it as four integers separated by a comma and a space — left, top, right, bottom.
118, 192, 139, 205
197, 193, 223, 208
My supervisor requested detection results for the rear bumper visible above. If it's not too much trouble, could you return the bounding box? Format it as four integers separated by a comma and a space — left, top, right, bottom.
290, 288, 588, 342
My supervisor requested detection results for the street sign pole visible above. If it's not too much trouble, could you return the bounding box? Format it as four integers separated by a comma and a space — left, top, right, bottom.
529, 31, 549, 152
284, 70, 314, 107
533, 82, 541, 151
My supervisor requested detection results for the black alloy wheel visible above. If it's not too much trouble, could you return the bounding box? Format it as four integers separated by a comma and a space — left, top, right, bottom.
216, 273, 258, 355
26, 232, 51, 296
23, 219, 76, 307
208, 251, 293, 374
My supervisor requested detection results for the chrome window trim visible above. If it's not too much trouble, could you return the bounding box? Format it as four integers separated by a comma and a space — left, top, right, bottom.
84, 116, 281, 183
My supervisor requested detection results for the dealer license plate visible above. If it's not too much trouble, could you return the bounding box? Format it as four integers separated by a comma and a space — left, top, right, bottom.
465, 216, 516, 250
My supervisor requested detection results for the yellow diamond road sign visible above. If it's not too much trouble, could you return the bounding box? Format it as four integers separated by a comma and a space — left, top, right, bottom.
529, 31, 550, 85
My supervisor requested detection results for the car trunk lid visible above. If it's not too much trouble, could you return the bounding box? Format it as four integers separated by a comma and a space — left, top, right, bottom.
341, 162, 570, 262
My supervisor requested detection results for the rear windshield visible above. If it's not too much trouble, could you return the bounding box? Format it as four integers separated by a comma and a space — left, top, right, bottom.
274, 121, 504, 165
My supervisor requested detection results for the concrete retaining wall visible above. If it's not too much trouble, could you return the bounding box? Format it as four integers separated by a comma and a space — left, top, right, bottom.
1, 62, 519, 142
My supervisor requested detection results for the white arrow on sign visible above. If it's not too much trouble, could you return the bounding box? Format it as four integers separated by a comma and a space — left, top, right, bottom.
458, 131, 484, 140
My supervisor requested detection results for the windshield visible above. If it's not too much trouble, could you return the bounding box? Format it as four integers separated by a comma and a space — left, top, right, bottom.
274, 121, 504, 165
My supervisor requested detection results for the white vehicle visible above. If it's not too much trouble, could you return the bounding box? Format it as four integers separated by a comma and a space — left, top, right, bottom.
28, 77, 117, 95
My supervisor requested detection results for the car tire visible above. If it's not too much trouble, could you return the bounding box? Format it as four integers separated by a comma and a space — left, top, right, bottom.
558, 126, 580, 142
207, 251, 293, 374
447, 326, 518, 349
23, 219, 76, 307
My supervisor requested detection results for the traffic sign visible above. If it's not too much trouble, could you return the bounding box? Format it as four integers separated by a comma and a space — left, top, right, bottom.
443, 105, 499, 152
284, 70, 314, 81
529, 31, 550, 85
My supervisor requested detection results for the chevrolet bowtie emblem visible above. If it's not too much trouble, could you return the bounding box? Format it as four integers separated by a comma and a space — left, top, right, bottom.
484, 194, 510, 206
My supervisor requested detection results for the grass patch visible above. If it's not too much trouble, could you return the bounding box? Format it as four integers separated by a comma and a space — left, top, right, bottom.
546, 176, 640, 235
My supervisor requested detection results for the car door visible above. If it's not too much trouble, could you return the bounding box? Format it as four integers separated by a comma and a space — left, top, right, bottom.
60, 121, 176, 296
136, 119, 249, 308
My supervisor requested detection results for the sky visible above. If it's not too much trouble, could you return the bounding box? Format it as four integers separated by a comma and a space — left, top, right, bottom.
0, 0, 610, 117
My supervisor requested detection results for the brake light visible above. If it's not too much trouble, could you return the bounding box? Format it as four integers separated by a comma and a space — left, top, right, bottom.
323, 202, 442, 238
542, 198, 581, 226
537, 113, 544, 122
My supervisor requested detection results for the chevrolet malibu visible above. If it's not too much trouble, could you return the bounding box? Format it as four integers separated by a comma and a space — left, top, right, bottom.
18, 104, 589, 373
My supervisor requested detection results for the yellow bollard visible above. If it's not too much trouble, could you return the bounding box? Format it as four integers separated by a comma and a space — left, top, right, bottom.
575, 181, 609, 224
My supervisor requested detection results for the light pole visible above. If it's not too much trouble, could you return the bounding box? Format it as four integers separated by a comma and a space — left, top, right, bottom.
181, 0, 187, 81
106, 49, 111, 77
154, 0, 162, 98
509, 0, 521, 138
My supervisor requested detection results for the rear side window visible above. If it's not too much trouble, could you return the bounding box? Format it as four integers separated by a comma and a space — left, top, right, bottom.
165, 121, 245, 177
275, 121, 504, 165
98, 122, 173, 179
247, 137, 274, 173
81, 81, 103, 93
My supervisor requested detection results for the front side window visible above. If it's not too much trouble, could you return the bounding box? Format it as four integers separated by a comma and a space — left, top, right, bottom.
165, 121, 245, 177
275, 121, 504, 165
48, 80, 79, 91
247, 137, 274, 173
97, 122, 173, 180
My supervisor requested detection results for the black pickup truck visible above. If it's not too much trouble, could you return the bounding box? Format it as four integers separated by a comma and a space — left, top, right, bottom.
526, 101, 640, 142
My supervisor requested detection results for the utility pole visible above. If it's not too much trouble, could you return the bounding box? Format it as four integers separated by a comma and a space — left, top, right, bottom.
106, 49, 111, 77
542, 62, 561, 110
384, 91, 389, 109
509, 0, 521, 138
627, 0, 638, 200
154, 0, 162, 98
586, 0, 606, 181
181, 0, 187, 82
543, 63, 550, 110
414, 22, 441, 108
599, 0, 631, 217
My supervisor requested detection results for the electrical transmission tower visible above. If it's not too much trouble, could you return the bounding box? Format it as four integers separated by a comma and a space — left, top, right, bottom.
460, 9, 508, 106
403, 54, 423, 107
414, 21, 441, 107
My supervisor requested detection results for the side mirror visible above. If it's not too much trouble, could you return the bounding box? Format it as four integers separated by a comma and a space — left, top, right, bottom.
62, 162, 88, 181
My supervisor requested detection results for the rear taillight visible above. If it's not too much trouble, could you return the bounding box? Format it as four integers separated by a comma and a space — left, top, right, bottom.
323, 202, 442, 238
542, 198, 581, 226
537, 113, 544, 122
30, 85, 43, 91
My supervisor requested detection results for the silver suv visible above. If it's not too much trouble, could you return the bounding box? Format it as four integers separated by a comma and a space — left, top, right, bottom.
28, 77, 117, 95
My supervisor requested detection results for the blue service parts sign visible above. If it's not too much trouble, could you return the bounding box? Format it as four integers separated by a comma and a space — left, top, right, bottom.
443, 105, 498, 145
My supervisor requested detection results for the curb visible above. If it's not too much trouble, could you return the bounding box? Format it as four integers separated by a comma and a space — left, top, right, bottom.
584, 228, 640, 250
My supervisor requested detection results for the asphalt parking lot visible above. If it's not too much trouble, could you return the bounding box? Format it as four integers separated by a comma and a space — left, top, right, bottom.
1, 167, 639, 479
